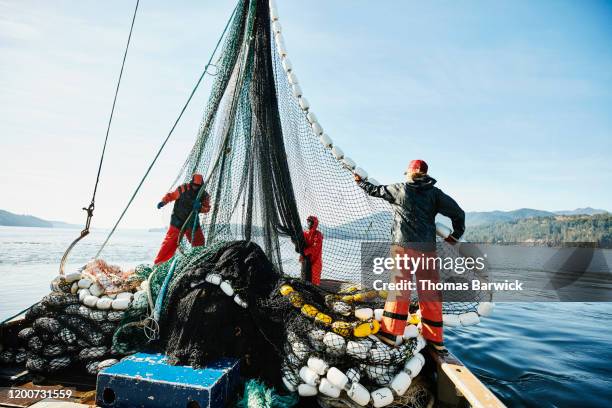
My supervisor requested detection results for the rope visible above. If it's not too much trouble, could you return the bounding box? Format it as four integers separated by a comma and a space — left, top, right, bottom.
90, 0, 140, 209
95, 2, 240, 259
0, 303, 37, 326
58, 0, 139, 275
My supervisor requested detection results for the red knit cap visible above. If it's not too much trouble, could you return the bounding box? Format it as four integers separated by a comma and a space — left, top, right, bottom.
192, 173, 204, 185
407, 159, 428, 174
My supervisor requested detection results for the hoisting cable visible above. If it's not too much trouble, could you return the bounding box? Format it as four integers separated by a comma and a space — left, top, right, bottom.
94, 3, 239, 259
58, 0, 140, 276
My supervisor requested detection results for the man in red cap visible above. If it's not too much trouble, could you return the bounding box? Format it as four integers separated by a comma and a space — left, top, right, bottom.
154, 173, 211, 264
355, 160, 465, 351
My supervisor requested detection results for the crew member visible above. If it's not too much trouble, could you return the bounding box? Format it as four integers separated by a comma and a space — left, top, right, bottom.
356, 160, 464, 351
302, 215, 323, 285
154, 173, 211, 265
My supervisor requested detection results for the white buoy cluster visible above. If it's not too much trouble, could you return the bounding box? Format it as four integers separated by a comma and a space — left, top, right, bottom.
281, 304, 430, 407
3, 266, 148, 375
54, 272, 135, 312
434, 221, 496, 325
192, 273, 248, 309
268, 0, 379, 187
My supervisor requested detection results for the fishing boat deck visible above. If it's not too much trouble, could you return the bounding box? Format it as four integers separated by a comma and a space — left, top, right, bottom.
0, 350, 504, 408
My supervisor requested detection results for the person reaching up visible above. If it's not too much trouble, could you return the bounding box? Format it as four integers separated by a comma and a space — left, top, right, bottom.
356, 160, 464, 352
154, 173, 211, 265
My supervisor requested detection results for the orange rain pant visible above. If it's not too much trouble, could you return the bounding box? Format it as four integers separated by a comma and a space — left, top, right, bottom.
381, 245, 444, 346
154, 225, 205, 265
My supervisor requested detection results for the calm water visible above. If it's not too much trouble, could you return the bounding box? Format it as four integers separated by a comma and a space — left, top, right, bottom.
1, 226, 611, 407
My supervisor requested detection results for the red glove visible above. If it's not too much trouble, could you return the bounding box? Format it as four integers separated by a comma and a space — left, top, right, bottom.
444, 235, 458, 245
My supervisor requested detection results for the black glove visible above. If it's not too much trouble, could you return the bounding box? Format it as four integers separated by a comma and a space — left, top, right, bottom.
157, 201, 165, 209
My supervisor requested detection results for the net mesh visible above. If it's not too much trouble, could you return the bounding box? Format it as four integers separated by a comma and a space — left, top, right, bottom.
166, 0, 489, 313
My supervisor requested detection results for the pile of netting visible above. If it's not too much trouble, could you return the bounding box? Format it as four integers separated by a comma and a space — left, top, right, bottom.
146, 241, 434, 408
0, 260, 149, 375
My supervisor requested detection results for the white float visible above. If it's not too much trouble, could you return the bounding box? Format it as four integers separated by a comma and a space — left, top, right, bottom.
442, 314, 461, 327
116, 292, 132, 300
390, 371, 412, 396
89, 283, 104, 297
71, 283, 79, 294
371, 387, 394, 407
346, 367, 360, 384
331, 145, 344, 160
269, 2, 279, 22
220, 281, 234, 297
404, 353, 425, 378
299, 366, 320, 387
403, 324, 419, 338
83, 295, 99, 308
272, 21, 282, 34
281, 57, 292, 72
291, 84, 302, 98
312, 121, 324, 136
205, 273, 222, 285
374, 309, 384, 321
477, 302, 495, 317
415, 335, 427, 352
234, 294, 248, 309
459, 312, 481, 326
298, 96, 309, 111
342, 157, 356, 170
287, 71, 298, 85
78, 288, 91, 302
275, 37, 287, 57
346, 340, 370, 360
319, 133, 332, 147
292, 341, 310, 360
326, 367, 349, 389
306, 111, 317, 124
96, 297, 112, 310
369, 347, 392, 364
322, 332, 345, 352
111, 298, 130, 311
318, 378, 341, 398
347, 382, 370, 406
307, 356, 328, 375
368, 178, 380, 186
65, 272, 81, 283
355, 308, 373, 321
297, 383, 317, 397
353, 167, 368, 180
78, 278, 92, 289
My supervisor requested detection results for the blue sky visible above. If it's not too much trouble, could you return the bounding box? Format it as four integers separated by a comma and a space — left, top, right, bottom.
0, 0, 610, 228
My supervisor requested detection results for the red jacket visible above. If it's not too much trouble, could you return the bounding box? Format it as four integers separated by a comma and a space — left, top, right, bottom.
303, 216, 323, 265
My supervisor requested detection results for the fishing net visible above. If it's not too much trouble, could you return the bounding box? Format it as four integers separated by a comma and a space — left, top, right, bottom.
163, 0, 490, 317
122, 0, 490, 405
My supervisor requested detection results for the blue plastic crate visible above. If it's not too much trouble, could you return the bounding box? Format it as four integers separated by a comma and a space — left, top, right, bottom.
96, 353, 240, 408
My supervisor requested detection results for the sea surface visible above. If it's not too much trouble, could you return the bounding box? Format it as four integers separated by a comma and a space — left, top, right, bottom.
1, 226, 611, 407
